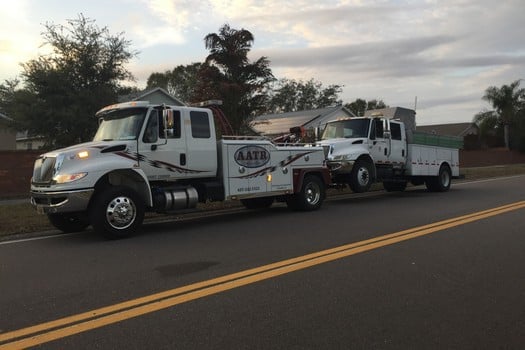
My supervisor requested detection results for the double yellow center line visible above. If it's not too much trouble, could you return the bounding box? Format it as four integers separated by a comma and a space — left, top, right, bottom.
2, 200, 525, 349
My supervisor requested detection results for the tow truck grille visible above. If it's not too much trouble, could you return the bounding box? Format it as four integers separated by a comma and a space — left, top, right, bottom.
32, 156, 56, 184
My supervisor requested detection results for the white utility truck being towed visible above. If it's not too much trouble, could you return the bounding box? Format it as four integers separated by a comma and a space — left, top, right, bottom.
317, 113, 461, 193
30, 101, 330, 238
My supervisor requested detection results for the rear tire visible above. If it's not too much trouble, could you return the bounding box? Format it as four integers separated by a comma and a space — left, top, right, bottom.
286, 175, 325, 211
90, 186, 145, 239
425, 165, 452, 192
47, 213, 89, 233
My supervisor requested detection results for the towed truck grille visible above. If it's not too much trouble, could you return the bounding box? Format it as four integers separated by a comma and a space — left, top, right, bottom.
32, 156, 56, 184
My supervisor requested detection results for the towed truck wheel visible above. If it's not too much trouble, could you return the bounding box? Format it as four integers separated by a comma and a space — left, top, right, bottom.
90, 186, 145, 239
286, 175, 325, 211
349, 159, 373, 193
425, 164, 452, 192
47, 213, 89, 233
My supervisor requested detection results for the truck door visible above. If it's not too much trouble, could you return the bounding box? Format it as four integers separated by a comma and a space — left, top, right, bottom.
138, 108, 190, 181
369, 118, 389, 165
388, 121, 406, 167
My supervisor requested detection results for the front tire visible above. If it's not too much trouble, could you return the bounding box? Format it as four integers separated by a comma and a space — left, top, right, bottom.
286, 175, 325, 211
349, 159, 373, 193
47, 213, 89, 233
90, 186, 145, 239
425, 165, 452, 192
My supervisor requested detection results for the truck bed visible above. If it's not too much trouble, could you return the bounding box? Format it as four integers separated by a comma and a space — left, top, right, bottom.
406, 142, 460, 177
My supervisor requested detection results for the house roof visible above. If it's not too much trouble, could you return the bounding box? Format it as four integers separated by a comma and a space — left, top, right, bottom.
118, 87, 185, 106
251, 106, 355, 136
363, 106, 415, 119
417, 123, 479, 137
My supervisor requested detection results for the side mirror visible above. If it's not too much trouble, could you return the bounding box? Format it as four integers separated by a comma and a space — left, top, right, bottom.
162, 109, 174, 138
383, 131, 391, 139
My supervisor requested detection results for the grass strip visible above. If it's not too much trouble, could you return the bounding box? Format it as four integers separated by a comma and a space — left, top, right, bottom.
1, 164, 524, 238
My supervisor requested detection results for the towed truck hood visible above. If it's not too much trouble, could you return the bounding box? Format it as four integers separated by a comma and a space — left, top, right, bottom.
316, 138, 368, 160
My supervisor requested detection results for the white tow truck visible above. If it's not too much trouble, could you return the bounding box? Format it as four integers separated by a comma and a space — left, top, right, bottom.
30, 101, 330, 238
317, 113, 461, 193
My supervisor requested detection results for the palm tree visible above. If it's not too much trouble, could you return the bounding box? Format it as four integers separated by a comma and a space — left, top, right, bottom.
204, 24, 254, 80
201, 24, 274, 133
481, 80, 525, 149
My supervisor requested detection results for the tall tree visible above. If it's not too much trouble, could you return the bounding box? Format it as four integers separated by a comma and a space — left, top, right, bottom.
7, 14, 137, 148
0, 79, 19, 116
146, 63, 203, 103
266, 78, 342, 113
473, 110, 504, 148
198, 24, 274, 133
344, 98, 387, 116
366, 99, 387, 111
480, 80, 525, 149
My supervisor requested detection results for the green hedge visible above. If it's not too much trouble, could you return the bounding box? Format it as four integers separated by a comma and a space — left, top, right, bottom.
411, 132, 463, 149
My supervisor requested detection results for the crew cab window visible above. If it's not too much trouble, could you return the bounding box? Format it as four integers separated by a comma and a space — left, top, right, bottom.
190, 111, 211, 138
390, 122, 402, 140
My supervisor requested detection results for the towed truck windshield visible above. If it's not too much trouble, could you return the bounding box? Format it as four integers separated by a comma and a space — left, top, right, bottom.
321, 119, 370, 140
93, 107, 147, 141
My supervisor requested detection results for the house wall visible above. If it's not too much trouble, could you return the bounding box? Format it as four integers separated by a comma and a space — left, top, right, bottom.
16, 138, 46, 150
0, 129, 16, 150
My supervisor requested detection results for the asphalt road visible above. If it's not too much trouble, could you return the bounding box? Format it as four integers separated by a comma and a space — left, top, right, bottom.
1, 175, 524, 349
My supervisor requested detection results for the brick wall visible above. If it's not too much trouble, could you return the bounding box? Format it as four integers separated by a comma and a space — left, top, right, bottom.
460, 148, 525, 167
0, 151, 41, 198
0, 149, 524, 199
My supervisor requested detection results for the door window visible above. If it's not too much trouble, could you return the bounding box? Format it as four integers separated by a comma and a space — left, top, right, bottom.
375, 118, 386, 138
142, 111, 159, 143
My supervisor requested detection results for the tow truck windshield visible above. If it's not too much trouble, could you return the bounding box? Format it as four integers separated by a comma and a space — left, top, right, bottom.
93, 107, 147, 141
321, 119, 370, 140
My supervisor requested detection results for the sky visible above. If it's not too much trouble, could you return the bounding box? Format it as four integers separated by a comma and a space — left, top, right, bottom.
1, 0, 524, 126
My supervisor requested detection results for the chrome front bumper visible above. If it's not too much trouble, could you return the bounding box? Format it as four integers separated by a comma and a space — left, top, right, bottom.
325, 160, 355, 174
30, 188, 94, 214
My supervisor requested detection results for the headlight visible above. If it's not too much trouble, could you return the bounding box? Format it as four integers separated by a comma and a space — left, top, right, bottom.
53, 172, 88, 184
77, 151, 89, 159
332, 154, 352, 161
